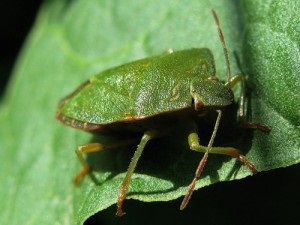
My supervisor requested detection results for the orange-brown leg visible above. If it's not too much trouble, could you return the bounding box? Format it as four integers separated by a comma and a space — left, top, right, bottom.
74, 140, 138, 184
116, 129, 162, 217
180, 113, 257, 210
226, 75, 270, 132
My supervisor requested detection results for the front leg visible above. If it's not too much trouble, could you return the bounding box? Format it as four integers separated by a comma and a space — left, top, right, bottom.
226, 74, 270, 132
187, 122, 257, 173
180, 115, 257, 210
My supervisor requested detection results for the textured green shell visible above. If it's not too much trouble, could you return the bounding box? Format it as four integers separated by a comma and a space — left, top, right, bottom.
56, 48, 231, 131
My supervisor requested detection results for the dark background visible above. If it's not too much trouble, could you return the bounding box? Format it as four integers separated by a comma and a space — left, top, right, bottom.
0, 0, 42, 95
1, 1, 299, 225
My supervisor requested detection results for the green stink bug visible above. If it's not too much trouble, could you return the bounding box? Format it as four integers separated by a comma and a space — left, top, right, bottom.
56, 10, 270, 216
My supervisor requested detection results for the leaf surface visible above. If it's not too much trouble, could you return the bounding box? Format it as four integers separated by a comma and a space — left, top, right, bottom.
0, 0, 299, 224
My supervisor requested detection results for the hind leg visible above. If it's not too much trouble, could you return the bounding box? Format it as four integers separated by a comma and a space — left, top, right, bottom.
74, 139, 138, 184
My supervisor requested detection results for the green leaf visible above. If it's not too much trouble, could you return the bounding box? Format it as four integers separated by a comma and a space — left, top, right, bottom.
241, 0, 300, 168
0, 0, 299, 224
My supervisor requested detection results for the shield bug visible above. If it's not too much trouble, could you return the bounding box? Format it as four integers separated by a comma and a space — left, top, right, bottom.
56, 10, 270, 216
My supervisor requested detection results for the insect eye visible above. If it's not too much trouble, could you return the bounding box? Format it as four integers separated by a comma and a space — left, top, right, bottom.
195, 99, 204, 110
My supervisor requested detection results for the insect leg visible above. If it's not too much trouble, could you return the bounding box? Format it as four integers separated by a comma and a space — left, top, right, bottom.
181, 110, 222, 210
74, 140, 137, 184
189, 143, 257, 174
181, 112, 257, 210
116, 130, 162, 217
226, 74, 270, 132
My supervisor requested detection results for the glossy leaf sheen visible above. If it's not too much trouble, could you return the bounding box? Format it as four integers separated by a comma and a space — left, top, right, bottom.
0, 0, 299, 225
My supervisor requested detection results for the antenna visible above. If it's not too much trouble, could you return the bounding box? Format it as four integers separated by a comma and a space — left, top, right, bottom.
211, 9, 232, 82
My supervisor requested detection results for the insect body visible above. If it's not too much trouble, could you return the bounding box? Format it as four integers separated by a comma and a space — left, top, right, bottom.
56, 10, 269, 216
